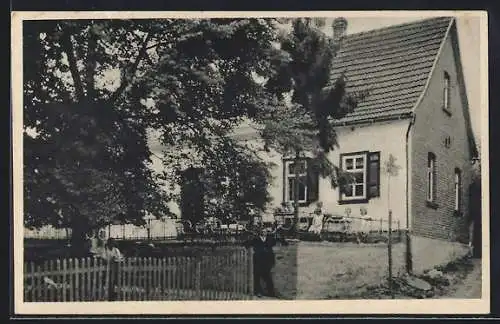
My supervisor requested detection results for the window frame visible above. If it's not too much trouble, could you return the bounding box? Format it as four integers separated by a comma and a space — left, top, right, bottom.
283, 158, 308, 205
338, 151, 371, 204
426, 152, 438, 208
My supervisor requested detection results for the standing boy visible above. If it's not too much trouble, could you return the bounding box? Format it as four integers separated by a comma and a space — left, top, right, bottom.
244, 226, 287, 298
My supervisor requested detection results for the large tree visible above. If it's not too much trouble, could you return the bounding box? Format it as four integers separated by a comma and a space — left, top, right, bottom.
23, 20, 179, 248
23, 17, 361, 244
23, 18, 288, 245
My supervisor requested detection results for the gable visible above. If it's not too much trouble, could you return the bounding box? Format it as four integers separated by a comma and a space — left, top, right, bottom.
411, 19, 478, 160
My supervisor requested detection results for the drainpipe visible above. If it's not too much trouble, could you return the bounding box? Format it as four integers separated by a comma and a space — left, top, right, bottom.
405, 113, 416, 274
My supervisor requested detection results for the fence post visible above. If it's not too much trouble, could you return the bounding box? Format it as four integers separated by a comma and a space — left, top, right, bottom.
74, 259, 80, 301
247, 247, 253, 298
107, 260, 119, 301
48, 260, 54, 302
388, 210, 394, 299
397, 220, 401, 241
107, 261, 113, 301
195, 257, 201, 300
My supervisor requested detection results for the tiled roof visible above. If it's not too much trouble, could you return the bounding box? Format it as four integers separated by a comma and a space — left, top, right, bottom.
328, 17, 453, 124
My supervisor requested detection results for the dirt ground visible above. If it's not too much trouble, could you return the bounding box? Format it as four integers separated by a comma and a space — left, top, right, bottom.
437, 258, 482, 299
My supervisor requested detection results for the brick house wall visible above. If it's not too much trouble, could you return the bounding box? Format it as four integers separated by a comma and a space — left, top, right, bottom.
410, 23, 474, 244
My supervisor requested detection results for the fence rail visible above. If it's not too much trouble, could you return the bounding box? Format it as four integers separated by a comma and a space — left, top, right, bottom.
331, 215, 401, 234
24, 227, 72, 240
24, 247, 253, 302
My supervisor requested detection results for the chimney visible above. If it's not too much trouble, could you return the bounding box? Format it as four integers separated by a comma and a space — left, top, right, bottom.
332, 17, 348, 43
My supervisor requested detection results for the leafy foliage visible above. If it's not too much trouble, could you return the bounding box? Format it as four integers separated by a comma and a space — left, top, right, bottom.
23, 19, 285, 234
258, 18, 365, 193
200, 138, 273, 223
23, 20, 175, 237
23, 17, 362, 242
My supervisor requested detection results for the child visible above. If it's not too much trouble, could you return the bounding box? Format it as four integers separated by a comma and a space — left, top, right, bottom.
244, 226, 288, 298
102, 238, 123, 262
102, 238, 123, 301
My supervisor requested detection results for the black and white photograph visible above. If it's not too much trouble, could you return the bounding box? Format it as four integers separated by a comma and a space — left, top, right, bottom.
11, 10, 489, 315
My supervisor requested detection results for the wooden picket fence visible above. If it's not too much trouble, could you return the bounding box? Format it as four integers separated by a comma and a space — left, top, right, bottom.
24, 247, 253, 302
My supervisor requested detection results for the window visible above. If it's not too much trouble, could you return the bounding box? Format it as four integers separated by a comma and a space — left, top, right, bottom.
285, 159, 307, 203
283, 158, 319, 206
443, 72, 451, 113
454, 168, 462, 213
339, 151, 380, 203
427, 153, 437, 203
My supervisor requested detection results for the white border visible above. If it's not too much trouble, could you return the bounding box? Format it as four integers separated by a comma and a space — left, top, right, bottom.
11, 10, 490, 315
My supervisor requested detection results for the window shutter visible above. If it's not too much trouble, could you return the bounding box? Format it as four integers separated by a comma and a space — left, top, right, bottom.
367, 152, 380, 198
307, 158, 319, 204
282, 160, 287, 203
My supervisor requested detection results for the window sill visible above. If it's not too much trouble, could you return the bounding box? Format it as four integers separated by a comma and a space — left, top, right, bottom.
442, 107, 452, 117
426, 200, 439, 209
339, 198, 369, 205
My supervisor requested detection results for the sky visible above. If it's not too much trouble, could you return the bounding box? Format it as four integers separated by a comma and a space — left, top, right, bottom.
319, 16, 483, 143
37, 14, 485, 150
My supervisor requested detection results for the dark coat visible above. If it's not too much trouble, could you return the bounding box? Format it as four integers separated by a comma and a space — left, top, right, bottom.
244, 234, 287, 269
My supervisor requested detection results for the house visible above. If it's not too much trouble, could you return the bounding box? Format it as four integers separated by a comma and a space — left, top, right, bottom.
322, 16, 479, 272
149, 16, 479, 272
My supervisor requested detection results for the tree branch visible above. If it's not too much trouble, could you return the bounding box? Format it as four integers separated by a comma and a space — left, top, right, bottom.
145, 41, 167, 50
110, 32, 153, 104
85, 27, 98, 100
60, 27, 85, 101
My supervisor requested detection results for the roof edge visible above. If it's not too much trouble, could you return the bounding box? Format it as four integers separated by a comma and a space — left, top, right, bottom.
342, 16, 454, 40
332, 112, 413, 127
449, 21, 480, 159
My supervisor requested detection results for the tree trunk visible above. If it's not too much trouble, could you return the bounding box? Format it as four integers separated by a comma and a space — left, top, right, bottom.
70, 215, 91, 256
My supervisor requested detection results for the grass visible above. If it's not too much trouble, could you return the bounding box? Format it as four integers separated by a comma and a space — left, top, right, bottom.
272, 241, 481, 300
272, 242, 298, 299
266, 241, 406, 300
296, 241, 406, 299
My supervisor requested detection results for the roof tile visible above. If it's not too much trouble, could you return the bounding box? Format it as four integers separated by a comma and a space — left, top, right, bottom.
328, 17, 453, 124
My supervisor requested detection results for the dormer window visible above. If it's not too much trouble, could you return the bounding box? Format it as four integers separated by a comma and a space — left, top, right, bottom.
443, 72, 451, 115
